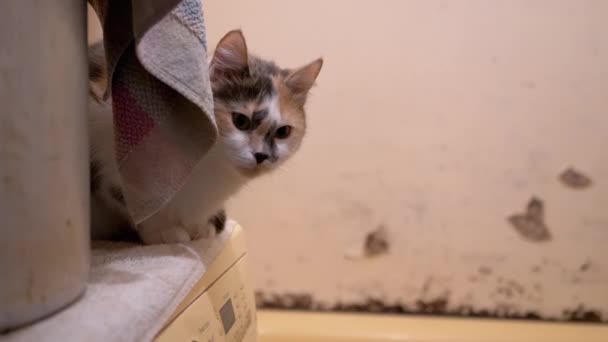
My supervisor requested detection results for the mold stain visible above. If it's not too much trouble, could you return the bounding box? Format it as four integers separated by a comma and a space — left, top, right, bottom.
478, 266, 492, 276
560, 168, 592, 189
254, 291, 604, 323
508, 197, 551, 242
363, 225, 389, 257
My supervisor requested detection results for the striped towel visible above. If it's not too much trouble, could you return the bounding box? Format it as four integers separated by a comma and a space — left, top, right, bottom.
88, 0, 215, 224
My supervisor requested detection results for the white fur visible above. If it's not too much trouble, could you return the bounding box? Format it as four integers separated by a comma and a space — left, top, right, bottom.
88, 98, 247, 244
223, 129, 257, 170
136, 142, 246, 244
265, 94, 283, 122
88, 98, 127, 216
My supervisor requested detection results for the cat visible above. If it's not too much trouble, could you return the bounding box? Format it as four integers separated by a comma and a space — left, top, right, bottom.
88, 30, 323, 244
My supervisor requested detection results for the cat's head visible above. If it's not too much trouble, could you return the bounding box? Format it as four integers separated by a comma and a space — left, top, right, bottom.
210, 30, 322, 177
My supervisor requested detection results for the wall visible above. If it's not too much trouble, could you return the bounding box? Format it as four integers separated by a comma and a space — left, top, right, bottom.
88, 0, 608, 321
205, 0, 608, 320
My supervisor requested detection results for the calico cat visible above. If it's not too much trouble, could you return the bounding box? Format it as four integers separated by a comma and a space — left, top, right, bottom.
88, 30, 323, 244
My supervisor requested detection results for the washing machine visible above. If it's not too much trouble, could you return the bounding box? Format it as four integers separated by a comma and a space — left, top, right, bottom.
156, 225, 257, 341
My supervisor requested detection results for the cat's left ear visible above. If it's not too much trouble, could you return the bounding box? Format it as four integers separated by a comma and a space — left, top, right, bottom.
284, 58, 323, 100
210, 30, 249, 79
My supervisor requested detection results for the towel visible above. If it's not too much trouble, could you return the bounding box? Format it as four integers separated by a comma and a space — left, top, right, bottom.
3, 223, 235, 342
88, 0, 216, 224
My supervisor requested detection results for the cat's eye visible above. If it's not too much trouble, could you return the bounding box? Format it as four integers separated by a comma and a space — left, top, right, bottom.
232, 112, 251, 131
275, 125, 292, 139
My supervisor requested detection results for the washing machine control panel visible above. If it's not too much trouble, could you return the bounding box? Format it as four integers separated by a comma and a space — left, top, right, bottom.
207, 258, 255, 341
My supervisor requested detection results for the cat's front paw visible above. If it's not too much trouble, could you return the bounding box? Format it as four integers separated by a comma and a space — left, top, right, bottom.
161, 227, 192, 243
195, 223, 217, 240
138, 225, 192, 244
192, 209, 227, 240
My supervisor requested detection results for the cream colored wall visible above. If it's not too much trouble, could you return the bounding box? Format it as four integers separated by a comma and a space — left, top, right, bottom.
87, 5, 101, 44
205, 0, 608, 319
88, 0, 608, 320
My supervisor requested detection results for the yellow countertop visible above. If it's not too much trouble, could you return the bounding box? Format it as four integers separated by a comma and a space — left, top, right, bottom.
257, 310, 608, 342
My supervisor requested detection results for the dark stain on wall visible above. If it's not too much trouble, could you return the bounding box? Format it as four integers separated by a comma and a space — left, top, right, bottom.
363, 225, 389, 257
255, 291, 605, 323
508, 197, 551, 242
560, 168, 592, 189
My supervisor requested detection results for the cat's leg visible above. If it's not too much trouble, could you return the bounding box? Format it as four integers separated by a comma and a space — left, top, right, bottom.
137, 221, 192, 244
194, 209, 227, 240
195, 223, 216, 239
209, 209, 227, 234
161, 227, 192, 243
139, 226, 191, 244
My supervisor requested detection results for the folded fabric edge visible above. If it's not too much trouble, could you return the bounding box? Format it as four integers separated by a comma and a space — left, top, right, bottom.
138, 245, 206, 341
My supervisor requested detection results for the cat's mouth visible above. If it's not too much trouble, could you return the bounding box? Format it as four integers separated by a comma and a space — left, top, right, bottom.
234, 162, 273, 178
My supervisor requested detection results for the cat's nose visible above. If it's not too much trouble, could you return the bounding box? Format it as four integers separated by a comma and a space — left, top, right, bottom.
254, 152, 269, 164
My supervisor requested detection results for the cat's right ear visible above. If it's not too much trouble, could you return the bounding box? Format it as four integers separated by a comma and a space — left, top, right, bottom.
210, 30, 249, 79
